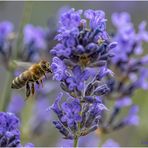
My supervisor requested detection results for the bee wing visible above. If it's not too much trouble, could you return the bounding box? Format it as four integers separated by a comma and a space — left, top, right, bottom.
13, 60, 34, 70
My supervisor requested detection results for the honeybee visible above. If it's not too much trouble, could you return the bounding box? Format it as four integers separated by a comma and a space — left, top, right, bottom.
11, 60, 52, 99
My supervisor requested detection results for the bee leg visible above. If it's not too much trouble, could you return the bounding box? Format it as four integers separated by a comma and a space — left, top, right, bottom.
40, 79, 43, 87
25, 82, 31, 100
31, 83, 35, 95
44, 73, 47, 79
36, 81, 40, 88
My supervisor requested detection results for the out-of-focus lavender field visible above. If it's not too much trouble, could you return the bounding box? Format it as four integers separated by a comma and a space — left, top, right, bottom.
0, 1, 148, 147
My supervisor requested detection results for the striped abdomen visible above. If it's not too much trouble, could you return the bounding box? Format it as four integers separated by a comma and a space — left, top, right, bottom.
11, 71, 30, 89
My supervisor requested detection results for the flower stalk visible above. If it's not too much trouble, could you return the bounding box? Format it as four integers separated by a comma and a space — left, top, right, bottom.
74, 136, 79, 148
0, 71, 13, 111
50, 8, 115, 147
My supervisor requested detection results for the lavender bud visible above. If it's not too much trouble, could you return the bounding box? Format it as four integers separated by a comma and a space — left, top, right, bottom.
53, 121, 71, 139
86, 125, 98, 135
85, 113, 96, 128
93, 84, 110, 96
85, 43, 98, 54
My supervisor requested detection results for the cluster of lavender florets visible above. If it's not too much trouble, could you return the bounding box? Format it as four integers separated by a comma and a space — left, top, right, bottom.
49, 9, 117, 143
0, 112, 34, 147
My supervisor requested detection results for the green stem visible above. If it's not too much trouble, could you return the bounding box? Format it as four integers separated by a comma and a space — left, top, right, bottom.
74, 136, 78, 148
15, 1, 33, 58
0, 71, 14, 111
98, 133, 107, 147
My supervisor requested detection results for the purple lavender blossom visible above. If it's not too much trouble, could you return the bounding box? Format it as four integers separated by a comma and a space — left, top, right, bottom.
134, 21, 148, 55
61, 98, 82, 127
106, 13, 148, 130
58, 8, 82, 37
108, 12, 148, 99
23, 24, 47, 61
0, 112, 20, 133
96, 66, 114, 81
0, 112, 34, 147
65, 66, 90, 91
137, 21, 148, 42
23, 24, 46, 49
50, 8, 116, 104
51, 57, 68, 81
111, 14, 135, 63
51, 94, 82, 138
50, 44, 71, 58
0, 21, 13, 40
112, 12, 131, 29
0, 21, 14, 58
51, 8, 117, 68
50, 93, 107, 139
56, 6, 71, 25
50, 9, 116, 146
50, 92, 63, 117
112, 12, 148, 65
84, 9, 107, 32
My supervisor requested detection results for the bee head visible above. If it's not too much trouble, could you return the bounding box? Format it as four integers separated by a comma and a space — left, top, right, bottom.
40, 60, 51, 73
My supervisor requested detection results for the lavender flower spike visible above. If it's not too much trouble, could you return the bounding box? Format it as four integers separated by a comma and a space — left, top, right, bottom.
0, 21, 14, 59
50, 8, 117, 147
51, 8, 117, 68
23, 24, 46, 49
23, 24, 47, 61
